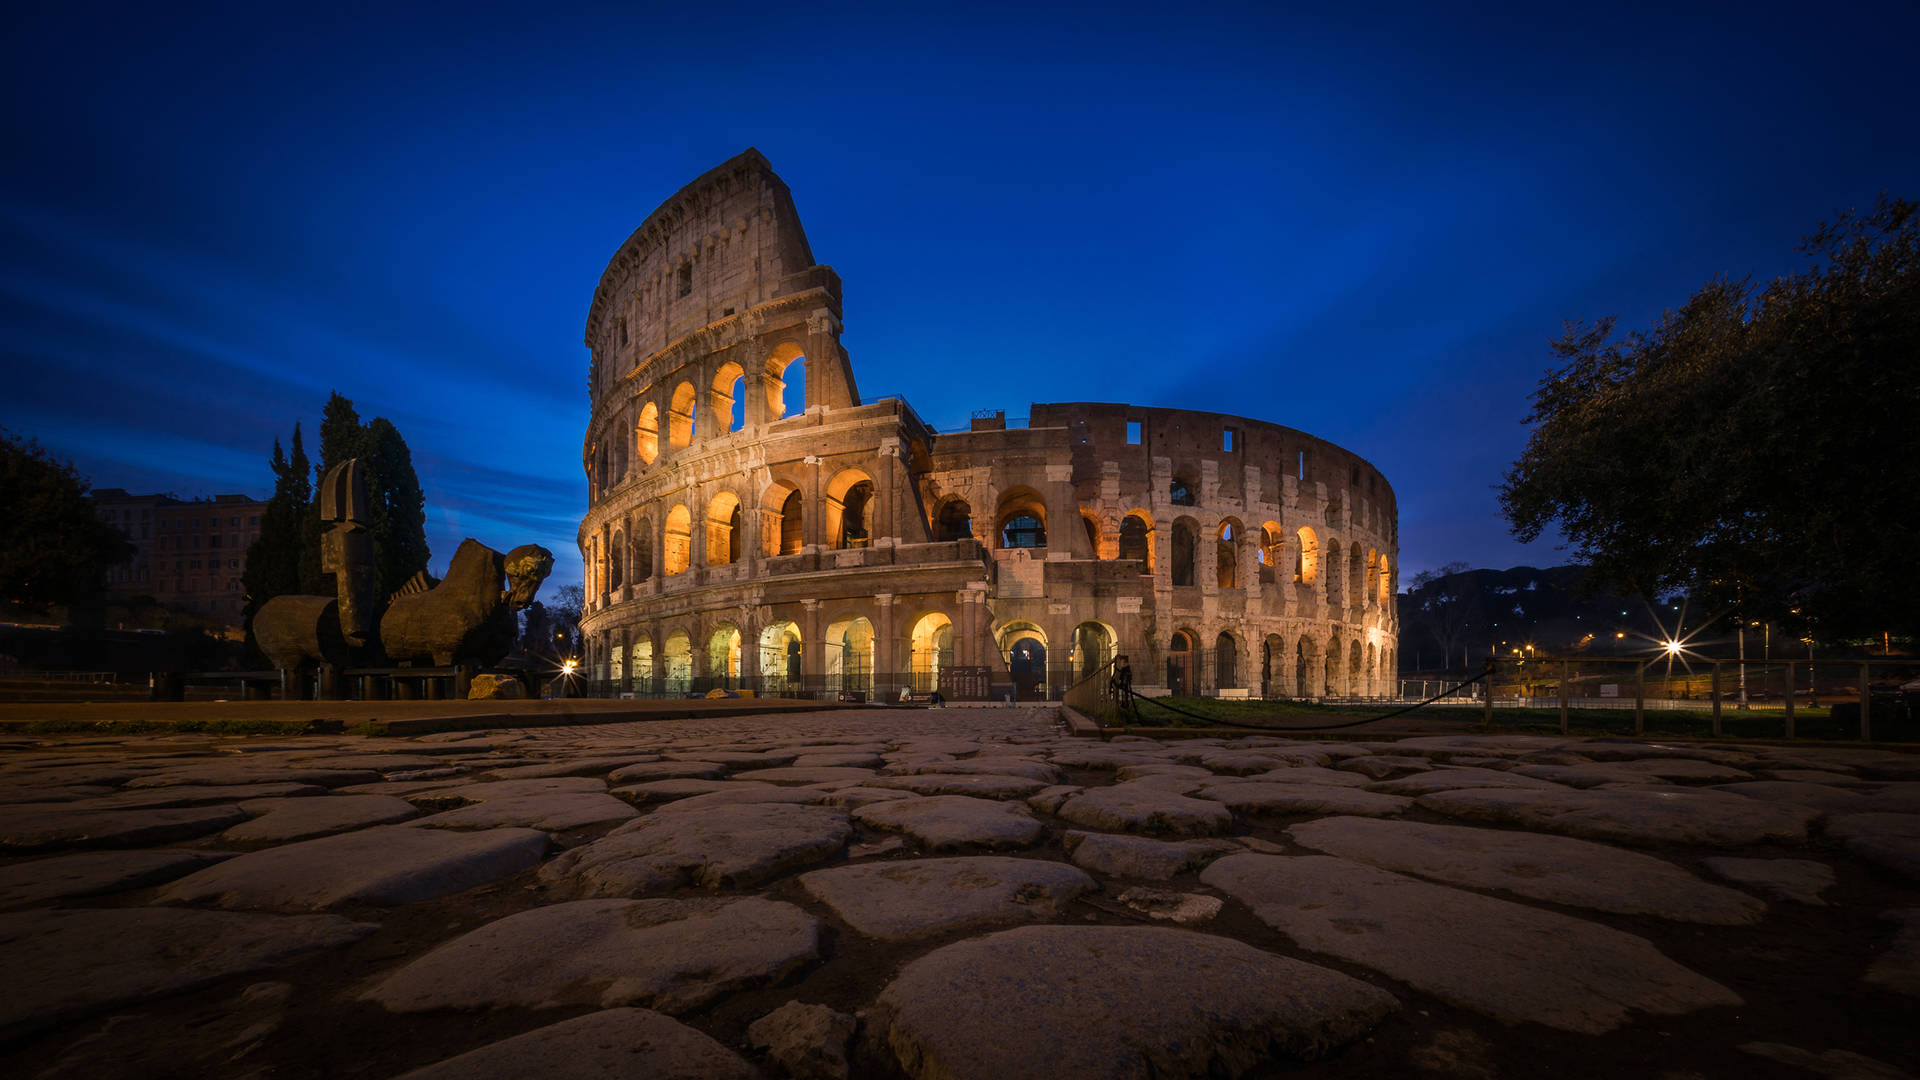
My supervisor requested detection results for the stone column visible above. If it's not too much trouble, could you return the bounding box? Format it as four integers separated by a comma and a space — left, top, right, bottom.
873, 593, 897, 701
804, 455, 824, 550
801, 599, 823, 683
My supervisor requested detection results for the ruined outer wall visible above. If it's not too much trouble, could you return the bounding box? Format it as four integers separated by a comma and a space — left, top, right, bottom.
577, 152, 1399, 700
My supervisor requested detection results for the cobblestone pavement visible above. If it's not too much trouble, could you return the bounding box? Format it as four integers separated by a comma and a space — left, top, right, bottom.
2, 708, 1917, 1079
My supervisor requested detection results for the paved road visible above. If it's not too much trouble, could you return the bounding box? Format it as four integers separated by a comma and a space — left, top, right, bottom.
1, 708, 1916, 1078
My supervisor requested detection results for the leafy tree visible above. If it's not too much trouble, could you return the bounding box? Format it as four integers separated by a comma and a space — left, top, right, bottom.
243, 424, 311, 619
0, 429, 133, 612
1500, 197, 1920, 641
518, 600, 552, 658
298, 391, 430, 611
1403, 561, 1479, 670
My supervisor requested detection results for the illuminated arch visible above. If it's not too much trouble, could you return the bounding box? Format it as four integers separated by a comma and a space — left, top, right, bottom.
824, 613, 875, 695
663, 504, 692, 575
1170, 516, 1200, 587
768, 342, 806, 418
708, 624, 742, 683
826, 468, 875, 549
706, 490, 743, 565
1295, 526, 1318, 584
1118, 510, 1153, 570
994, 487, 1048, 550
1070, 620, 1117, 683
668, 381, 696, 448
663, 630, 693, 692
908, 612, 954, 692
933, 497, 973, 542
711, 360, 745, 434
1216, 517, 1245, 589
760, 620, 802, 686
1257, 521, 1283, 584
636, 401, 659, 465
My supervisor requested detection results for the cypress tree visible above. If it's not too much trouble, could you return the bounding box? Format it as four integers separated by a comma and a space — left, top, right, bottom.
243, 424, 311, 620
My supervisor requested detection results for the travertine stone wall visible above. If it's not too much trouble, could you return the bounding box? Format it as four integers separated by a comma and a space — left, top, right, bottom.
579, 150, 1397, 700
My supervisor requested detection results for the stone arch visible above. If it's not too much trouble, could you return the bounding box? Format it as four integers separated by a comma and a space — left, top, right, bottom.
1295, 526, 1318, 584
663, 630, 693, 692
824, 613, 875, 696
708, 624, 742, 683
1377, 552, 1392, 606
1166, 628, 1197, 696
636, 401, 659, 465
760, 479, 803, 556
1070, 620, 1117, 683
1258, 521, 1283, 584
1216, 517, 1245, 589
759, 620, 802, 686
631, 634, 655, 691
908, 611, 954, 692
994, 487, 1048, 550
1349, 637, 1363, 696
1262, 633, 1288, 697
1366, 641, 1378, 697
706, 490, 743, 565
1214, 629, 1241, 691
1081, 510, 1101, 557
668, 381, 697, 448
1296, 634, 1318, 697
996, 620, 1049, 701
826, 468, 875, 549
663, 504, 692, 575
768, 342, 806, 419
711, 360, 746, 433
1325, 635, 1343, 696
607, 528, 625, 590
933, 497, 973, 542
1119, 510, 1153, 570
1170, 516, 1200, 587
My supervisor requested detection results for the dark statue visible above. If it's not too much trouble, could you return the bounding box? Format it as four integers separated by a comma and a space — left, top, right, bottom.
253, 459, 553, 674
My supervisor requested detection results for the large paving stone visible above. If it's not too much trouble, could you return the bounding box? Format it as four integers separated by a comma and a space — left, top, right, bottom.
392, 1007, 758, 1080
878, 925, 1398, 1077
0, 906, 374, 1038
0, 804, 250, 852
663, 749, 799, 767
365, 897, 821, 1014
1368, 767, 1562, 796
0, 849, 233, 909
1201, 853, 1739, 1034
53, 783, 327, 810
1866, 909, 1920, 997
1056, 785, 1232, 837
799, 856, 1095, 941
1701, 856, 1836, 906
606, 761, 727, 783
1826, 813, 1920, 880
122, 765, 380, 788
1416, 786, 1819, 846
1602, 758, 1755, 783
729, 766, 880, 785
541, 803, 850, 895
222, 794, 419, 843
1712, 781, 1879, 815
484, 756, 658, 779
1245, 765, 1375, 788
609, 778, 747, 804
1288, 817, 1764, 924
1199, 783, 1412, 819
862, 774, 1047, 799
158, 825, 548, 910
908, 757, 1061, 783
409, 791, 637, 831
852, 795, 1044, 850
431, 777, 608, 803
647, 786, 827, 813
1063, 831, 1240, 880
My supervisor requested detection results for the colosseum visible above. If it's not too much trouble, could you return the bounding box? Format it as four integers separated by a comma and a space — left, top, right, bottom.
577, 149, 1398, 703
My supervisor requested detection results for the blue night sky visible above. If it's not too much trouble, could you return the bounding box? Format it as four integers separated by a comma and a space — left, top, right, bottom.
4, 1, 1915, 592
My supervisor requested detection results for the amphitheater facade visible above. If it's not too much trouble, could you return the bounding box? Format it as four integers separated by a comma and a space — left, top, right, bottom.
578, 150, 1398, 701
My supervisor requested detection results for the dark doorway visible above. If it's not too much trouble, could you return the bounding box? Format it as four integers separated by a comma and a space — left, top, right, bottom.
1009, 637, 1047, 700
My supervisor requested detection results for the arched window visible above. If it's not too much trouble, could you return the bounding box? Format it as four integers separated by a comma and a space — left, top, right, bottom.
1118, 513, 1150, 568
1215, 631, 1237, 690
1081, 513, 1099, 555
779, 491, 803, 554
1001, 514, 1045, 548
664, 505, 692, 575
1167, 630, 1194, 696
771, 344, 807, 418
839, 481, 873, 548
636, 402, 659, 465
712, 361, 745, 434
1170, 519, 1197, 587
707, 493, 743, 565
608, 531, 625, 589
935, 499, 972, 541
1258, 523, 1282, 584
633, 526, 653, 582
1216, 520, 1240, 589
1295, 526, 1318, 584
668, 382, 696, 448
1170, 477, 1196, 506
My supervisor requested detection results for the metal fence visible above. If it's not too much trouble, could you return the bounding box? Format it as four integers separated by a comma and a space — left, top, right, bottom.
1475, 655, 1919, 738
